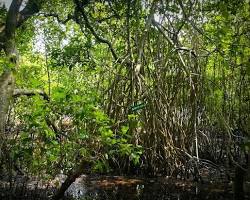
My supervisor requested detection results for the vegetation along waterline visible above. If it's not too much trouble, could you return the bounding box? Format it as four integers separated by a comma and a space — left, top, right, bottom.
0, 0, 249, 199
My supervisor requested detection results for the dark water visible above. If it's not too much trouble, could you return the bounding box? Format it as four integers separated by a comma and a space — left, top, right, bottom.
1, 174, 249, 199
64, 176, 237, 200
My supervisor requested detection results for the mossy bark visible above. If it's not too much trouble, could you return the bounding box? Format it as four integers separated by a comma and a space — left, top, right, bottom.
0, 0, 42, 142
0, 71, 15, 147
0, 0, 21, 155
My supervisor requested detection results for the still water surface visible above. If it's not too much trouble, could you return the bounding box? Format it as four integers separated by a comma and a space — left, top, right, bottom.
64, 175, 235, 200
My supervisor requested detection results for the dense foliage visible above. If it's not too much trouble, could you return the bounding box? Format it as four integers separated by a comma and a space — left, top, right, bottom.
0, 0, 249, 185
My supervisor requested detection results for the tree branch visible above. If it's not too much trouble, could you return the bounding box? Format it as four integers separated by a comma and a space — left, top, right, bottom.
107, 0, 120, 19
17, 0, 42, 27
5, 0, 23, 36
39, 12, 74, 24
74, 0, 118, 61
52, 159, 93, 200
152, 19, 189, 75
13, 89, 49, 101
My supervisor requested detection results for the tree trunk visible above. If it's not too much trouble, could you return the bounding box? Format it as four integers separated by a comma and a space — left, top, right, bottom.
52, 159, 92, 200
0, 0, 22, 156
0, 0, 42, 145
0, 71, 15, 151
0, 0, 42, 143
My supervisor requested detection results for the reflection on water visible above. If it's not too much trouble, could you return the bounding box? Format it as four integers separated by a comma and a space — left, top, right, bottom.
64, 176, 236, 200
